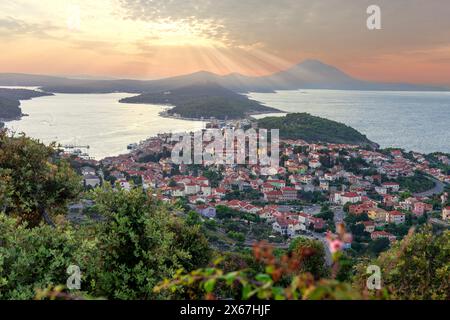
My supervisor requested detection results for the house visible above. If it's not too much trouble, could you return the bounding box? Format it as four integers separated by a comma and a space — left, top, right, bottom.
267, 179, 286, 188
319, 180, 329, 191
195, 205, 216, 218
442, 206, 450, 221
184, 183, 199, 195
368, 208, 388, 222
375, 186, 388, 195
273, 218, 304, 237
83, 174, 101, 188
382, 194, 399, 207
171, 186, 185, 197
311, 217, 325, 231
272, 219, 289, 236
386, 210, 406, 224
361, 221, 375, 233
81, 166, 96, 176
382, 182, 400, 192
116, 179, 131, 191
297, 212, 310, 225
340, 192, 361, 205
196, 176, 209, 186
213, 188, 226, 198
371, 231, 396, 242
264, 190, 282, 202
262, 183, 275, 193
201, 184, 212, 196
349, 202, 375, 215
281, 187, 298, 201
309, 159, 321, 169
413, 202, 433, 216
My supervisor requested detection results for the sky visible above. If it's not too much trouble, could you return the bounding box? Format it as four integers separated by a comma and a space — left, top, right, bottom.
1, 0, 450, 86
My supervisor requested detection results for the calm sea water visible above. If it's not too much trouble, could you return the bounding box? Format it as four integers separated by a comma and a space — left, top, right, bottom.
248, 90, 450, 154
4, 91, 205, 160
3, 88, 449, 159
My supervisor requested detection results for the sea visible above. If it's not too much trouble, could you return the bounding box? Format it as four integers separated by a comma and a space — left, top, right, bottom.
249, 89, 450, 154
3, 88, 449, 159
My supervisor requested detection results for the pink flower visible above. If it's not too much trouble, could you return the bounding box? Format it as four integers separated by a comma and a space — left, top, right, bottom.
329, 239, 344, 253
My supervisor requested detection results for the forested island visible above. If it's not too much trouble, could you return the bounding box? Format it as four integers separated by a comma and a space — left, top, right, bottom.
119, 83, 282, 120
0, 89, 53, 125
257, 113, 376, 146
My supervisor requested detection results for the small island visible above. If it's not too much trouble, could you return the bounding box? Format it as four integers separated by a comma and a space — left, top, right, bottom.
257, 113, 377, 147
119, 82, 282, 120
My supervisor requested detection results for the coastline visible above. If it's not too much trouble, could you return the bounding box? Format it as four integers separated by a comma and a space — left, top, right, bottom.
157, 108, 286, 122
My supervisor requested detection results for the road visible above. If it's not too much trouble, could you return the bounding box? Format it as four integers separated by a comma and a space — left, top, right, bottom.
332, 206, 345, 226
414, 177, 446, 198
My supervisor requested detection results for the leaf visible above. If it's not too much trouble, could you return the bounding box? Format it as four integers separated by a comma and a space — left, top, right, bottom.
203, 279, 216, 293
255, 273, 272, 283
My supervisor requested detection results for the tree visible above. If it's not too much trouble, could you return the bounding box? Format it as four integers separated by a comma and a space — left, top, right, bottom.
355, 227, 449, 300
0, 213, 98, 299
0, 131, 81, 227
86, 186, 211, 299
186, 210, 202, 226
288, 237, 329, 279
367, 238, 390, 256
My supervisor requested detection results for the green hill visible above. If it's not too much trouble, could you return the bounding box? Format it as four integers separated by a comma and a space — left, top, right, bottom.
119, 82, 281, 120
257, 113, 376, 146
0, 89, 53, 125
0, 97, 21, 121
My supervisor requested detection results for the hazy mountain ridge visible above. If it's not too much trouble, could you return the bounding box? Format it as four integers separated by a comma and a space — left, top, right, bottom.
0, 60, 446, 94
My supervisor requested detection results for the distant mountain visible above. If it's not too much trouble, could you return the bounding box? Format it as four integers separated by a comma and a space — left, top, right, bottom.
256, 60, 442, 91
0, 88, 53, 101
0, 60, 446, 94
257, 113, 377, 147
120, 82, 281, 120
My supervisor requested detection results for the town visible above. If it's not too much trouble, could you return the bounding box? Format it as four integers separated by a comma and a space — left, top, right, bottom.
65, 121, 450, 259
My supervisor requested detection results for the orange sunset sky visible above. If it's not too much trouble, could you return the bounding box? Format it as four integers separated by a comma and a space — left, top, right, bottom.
1, 0, 450, 86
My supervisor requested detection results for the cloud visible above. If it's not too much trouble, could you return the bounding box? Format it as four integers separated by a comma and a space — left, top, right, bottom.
118, 0, 450, 56
0, 16, 60, 39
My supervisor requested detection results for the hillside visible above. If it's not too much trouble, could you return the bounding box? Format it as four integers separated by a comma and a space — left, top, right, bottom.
0, 88, 53, 123
257, 113, 376, 146
0, 97, 21, 121
119, 82, 282, 120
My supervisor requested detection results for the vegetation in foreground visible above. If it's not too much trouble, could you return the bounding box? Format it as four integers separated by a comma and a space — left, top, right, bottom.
0, 131, 448, 300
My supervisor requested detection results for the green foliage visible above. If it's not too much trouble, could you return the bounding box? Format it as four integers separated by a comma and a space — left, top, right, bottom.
288, 237, 329, 279
0, 130, 82, 226
186, 210, 202, 226
355, 227, 449, 300
367, 238, 390, 256
0, 214, 98, 299
85, 186, 211, 299
258, 113, 373, 145
155, 243, 361, 300
396, 173, 435, 193
120, 83, 279, 120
